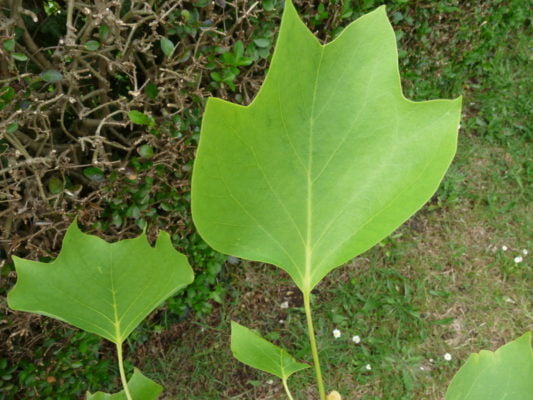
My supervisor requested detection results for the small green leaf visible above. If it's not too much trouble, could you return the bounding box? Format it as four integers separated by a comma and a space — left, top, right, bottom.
445, 332, 533, 400
128, 110, 154, 126
99, 25, 109, 40
85, 40, 100, 51
233, 40, 244, 59
47, 176, 63, 194
0, 86, 15, 101
181, 9, 191, 21
210, 71, 222, 82
126, 205, 140, 219
3, 39, 15, 52
6, 123, 19, 134
40, 69, 63, 83
145, 83, 158, 99
160, 37, 175, 57
231, 321, 309, 380
112, 213, 123, 228
86, 368, 163, 399
8, 220, 194, 345
253, 38, 271, 48
83, 166, 105, 182
137, 144, 154, 158
263, 0, 275, 11
11, 53, 28, 61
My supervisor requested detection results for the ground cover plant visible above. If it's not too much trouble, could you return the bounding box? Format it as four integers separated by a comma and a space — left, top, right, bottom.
1, 0, 531, 398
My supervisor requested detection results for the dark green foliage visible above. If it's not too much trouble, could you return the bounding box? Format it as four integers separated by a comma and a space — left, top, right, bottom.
0, 330, 114, 400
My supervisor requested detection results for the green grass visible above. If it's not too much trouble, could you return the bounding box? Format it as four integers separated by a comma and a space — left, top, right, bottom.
134, 1, 532, 399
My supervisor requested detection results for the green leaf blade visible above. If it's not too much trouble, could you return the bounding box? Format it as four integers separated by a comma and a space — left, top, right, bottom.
8, 221, 194, 344
192, 1, 461, 292
85, 40, 101, 51
160, 37, 175, 57
86, 368, 163, 399
3, 39, 15, 52
40, 69, 64, 83
11, 53, 28, 61
128, 110, 155, 126
83, 166, 105, 181
445, 332, 533, 400
6, 123, 19, 133
231, 321, 309, 380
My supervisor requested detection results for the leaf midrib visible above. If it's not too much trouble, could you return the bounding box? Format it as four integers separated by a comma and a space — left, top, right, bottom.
303, 46, 325, 293
109, 250, 122, 344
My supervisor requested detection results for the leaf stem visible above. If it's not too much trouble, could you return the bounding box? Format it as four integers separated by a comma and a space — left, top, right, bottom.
303, 291, 326, 400
116, 342, 133, 400
282, 378, 295, 400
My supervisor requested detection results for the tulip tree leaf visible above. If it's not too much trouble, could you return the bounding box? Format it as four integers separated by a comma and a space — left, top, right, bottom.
445, 332, 533, 400
8, 220, 194, 345
191, 0, 461, 293
86, 368, 163, 400
231, 321, 309, 380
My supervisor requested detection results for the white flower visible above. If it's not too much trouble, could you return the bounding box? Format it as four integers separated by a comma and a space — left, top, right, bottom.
429, 358, 434, 363
365, 364, 372, 371
522, 249, 528, 255
501, 245, 508, 251
266, 379, 273, 385
419, 366, 425, 370
280, 301, 289, 309
444, 353, 452, 361
333, 329, 341, 339
279, 319, 284, 324
514, 256, 523, 263
352, 335, 361, 344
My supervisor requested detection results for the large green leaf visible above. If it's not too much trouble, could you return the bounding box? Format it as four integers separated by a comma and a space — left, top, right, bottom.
8, 220, 193, 344
445, 332, 533, 400
86, 368, 163, 400
191, 0, 461, 292
231, 321, 309, 380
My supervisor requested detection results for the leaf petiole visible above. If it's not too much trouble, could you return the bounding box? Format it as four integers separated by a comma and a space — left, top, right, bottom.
303, 291, 326, 400
282, 377, 295, 400
116, 342, 133, 400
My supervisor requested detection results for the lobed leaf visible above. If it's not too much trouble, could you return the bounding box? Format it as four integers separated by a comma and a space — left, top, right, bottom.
231, 321, 309, 380
191, 0, 462, 292
8, 220, 194, 344
86, 368, 163, 400
445, 332, 533, 400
